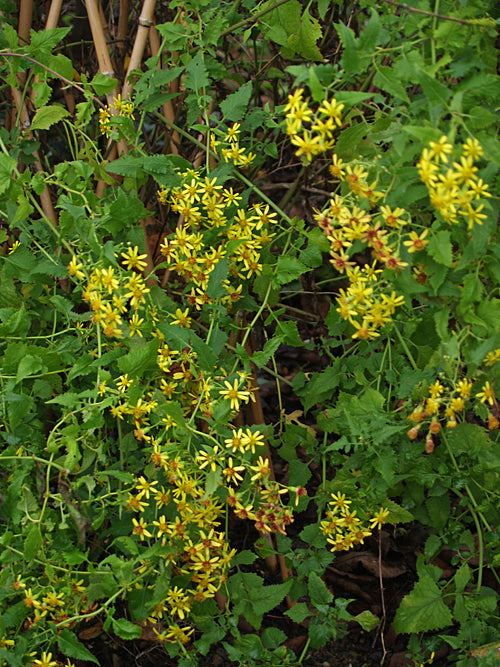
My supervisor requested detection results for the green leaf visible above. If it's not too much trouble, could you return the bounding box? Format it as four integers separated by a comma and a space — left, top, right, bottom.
206, 255, 229, 299
427, 230, 452, 267
117, 340, 158, 376
30, 27, 70, 52
252, 335, 283, 368
336, 22, 362, 74
112, 617, 143, 640
416, 70, 451, 109
284, 602, 311, 623
16, 354, 44, 384
0, 155, 17, 195
287, 10, 323, 61
354, 610, 379, 632
57, 628, 99, 664
30, 104, 69, 131
220, 82, 252, 122
393, 574, 453, 634
308, 571, 333, 607
91, 72, 118, 95
275, 256, 308, 285
228, 571, 292, 629
373, 65, 410, 103
24, 525, 42, 561
185, 52, 209, 93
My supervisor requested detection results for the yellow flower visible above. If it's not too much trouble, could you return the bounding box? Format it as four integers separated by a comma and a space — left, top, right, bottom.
249, 455, 271, 482
476, 381, 495, 406
68, 256, 85, 280
222, 458, 245, 484
31, 653, 58, 667
429, 135, 453, 163
484, 349, 500, 366
132, 517, 152, 540
121, 246, 148, 271
403, 229, 429, 253
369, 507, 390, 530
219, 379, 250, 411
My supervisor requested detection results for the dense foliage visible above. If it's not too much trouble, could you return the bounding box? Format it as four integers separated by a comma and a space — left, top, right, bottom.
0, 0, 499, 665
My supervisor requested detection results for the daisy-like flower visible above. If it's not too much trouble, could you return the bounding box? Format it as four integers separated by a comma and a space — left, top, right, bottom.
219, 379, 250, 411
403, 229, 429, 253
121, 246, 148, 271
369, 507, 390, 530
476, 381, 496, 406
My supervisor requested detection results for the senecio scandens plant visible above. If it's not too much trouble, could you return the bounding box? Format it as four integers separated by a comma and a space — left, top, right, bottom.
0, 85, 394, 665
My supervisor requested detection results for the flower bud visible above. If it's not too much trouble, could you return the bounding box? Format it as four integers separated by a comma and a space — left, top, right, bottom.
429, 420, 441, 435
425, 436, 435, 454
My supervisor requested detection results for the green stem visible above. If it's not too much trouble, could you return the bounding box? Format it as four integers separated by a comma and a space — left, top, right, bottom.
393, 322, 418, 370
230, 282, 273, 375
219, 0, 292, 38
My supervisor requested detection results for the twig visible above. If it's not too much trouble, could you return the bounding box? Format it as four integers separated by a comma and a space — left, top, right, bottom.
381, 0, 490, 26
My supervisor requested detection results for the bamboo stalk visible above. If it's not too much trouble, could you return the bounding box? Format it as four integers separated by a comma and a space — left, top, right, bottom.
122, 0, 157, 100
18, 0, 33, 45
117, 0, 130, 55
11, 87, 58, 225
84, 0, 118, 106
45, 0, 64, 30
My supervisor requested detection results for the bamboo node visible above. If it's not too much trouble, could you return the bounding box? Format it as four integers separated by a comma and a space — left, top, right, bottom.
138, 18, 153, 27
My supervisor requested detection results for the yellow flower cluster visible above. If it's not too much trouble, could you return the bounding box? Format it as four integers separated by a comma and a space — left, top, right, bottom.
417, 136, 491, 230
316, 190, 414, 340
69, 246, 150, 339
320, 492, 389, 552
408, 367, 499, 451
158, 168, 274, 304
12, 575, 90, 639
99, 94, 135, 137
210, 121, 256, 168
284, 88, 344, 162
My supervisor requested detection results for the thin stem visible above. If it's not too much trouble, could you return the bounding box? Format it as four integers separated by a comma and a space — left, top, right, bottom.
393, 322, 417, 371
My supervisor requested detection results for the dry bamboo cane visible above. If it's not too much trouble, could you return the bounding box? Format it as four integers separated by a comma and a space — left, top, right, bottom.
12, 0, 57, 226
11, 88, 58, 225
18, 0, 33, 45
116, 0, 130, 56
85, 0, 121, 198
122, 0, 157, 100
84, 0, 119, 106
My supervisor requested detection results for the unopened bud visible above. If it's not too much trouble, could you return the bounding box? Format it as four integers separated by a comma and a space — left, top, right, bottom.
429, 420, 441, 435
425, 436, 435, 454
488, 414, 499, 430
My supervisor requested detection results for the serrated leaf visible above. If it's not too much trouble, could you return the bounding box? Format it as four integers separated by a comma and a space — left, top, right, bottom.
427, 230, 452, 267
16, 354, 43, 384
336, 21, 362, 74
374, 65, 410, 103
393, 574, 452, 634
91, 72, 118, 95
354, 609, 379, 631
206, 256, 229, 299
275, 256, 308, 285
308, 571, 333, 607
288, 10, 322, 61
220, 82, 252, 122
117, 340, 158, 376
252, 335, 283, 368
57, 628, 99, 663
285, 602, 311, 623
30, 104, 69, 131
185, 52, 209, 93
112, 617, 143, 640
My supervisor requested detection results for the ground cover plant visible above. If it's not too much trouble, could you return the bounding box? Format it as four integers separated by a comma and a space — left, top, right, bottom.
0, 0, 499, 665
